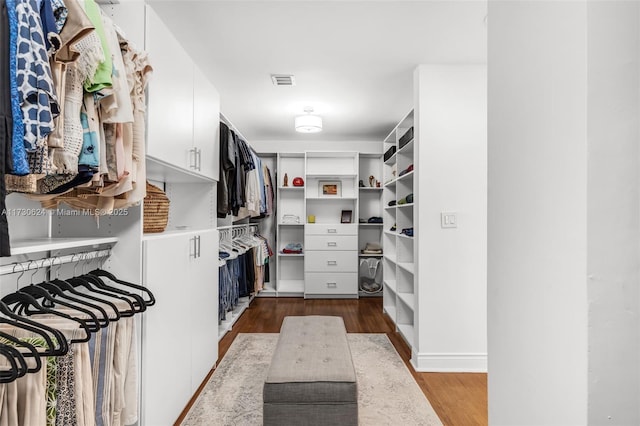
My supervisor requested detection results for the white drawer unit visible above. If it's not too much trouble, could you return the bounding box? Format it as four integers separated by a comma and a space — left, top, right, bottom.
305, 235, 358, 251
305, 250, 358, 273
305, 224, 357, 236
305, 272, 358, 295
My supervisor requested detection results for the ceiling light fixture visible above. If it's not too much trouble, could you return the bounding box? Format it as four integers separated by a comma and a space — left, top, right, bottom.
295, 107, 323, 133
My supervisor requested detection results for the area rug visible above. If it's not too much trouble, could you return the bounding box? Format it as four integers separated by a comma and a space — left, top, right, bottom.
183, 333, 442, 426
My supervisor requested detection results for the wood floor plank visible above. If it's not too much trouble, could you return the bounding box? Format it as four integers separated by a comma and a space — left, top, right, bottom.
178, 297, 487, 426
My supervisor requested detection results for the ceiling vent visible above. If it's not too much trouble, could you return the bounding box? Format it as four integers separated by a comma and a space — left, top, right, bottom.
271, 74, 296, 86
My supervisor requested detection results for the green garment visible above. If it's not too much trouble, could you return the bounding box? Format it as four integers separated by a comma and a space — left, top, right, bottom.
82, 0, 112, 92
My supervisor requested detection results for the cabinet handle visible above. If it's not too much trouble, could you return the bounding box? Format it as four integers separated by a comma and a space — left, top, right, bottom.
326, 282, 337, 288
189, 237, 196, 258
327, 260, 337, 266
327, 228, 337, 233
189, 148, 197, 169
196, 148, 202, 171
196, 235, 201, 258
327, 242, 337, 247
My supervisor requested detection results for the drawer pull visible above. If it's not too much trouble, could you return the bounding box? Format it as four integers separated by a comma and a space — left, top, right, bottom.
327, 229, 337, 233
326, 282, 337, 288
327, 260, 337, 266
327, 242, 337, 247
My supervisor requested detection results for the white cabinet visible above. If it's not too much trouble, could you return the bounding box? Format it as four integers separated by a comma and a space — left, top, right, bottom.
193, 65, 220, 180
145, 7, 219, 179
142, 229, 218, 425
145, 7, 194, 170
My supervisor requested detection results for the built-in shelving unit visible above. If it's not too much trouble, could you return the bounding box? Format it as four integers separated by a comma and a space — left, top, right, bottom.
10, 237, 119, 255
382, 110, 416, 350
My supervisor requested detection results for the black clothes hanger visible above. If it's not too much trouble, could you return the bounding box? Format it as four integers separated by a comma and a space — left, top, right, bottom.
1, 292, 92, 344
67, 277, 136, 317
0, 331, 42, 374
80, 274, 145, 313
0, 301, 67, 356
0, 342, 28, 380
47, 278, 121, 322
37, 281, 111, 328
0, 343, 23, 383
88, 269, 156, 307
19, 285, 102, 333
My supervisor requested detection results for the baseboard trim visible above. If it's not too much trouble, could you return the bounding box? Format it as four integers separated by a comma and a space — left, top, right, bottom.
411, 352, 488, 373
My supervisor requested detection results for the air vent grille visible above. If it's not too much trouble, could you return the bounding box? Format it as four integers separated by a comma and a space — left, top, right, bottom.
271, 74, 296, 86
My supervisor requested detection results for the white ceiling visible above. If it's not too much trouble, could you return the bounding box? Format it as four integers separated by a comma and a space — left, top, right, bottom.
149, 0, 487, 142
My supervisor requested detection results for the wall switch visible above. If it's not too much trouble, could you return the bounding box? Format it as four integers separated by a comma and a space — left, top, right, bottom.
441, 212, 457, 228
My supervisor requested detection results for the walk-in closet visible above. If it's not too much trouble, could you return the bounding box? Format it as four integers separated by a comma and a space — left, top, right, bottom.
3, 0, 639, 425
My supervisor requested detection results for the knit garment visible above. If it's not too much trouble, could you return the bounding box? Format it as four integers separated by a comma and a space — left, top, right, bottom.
80, 0, 112, 92
52, 64, 83, 174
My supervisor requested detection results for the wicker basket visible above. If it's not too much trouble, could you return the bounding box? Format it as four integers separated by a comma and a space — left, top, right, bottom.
143, 181, 170, 233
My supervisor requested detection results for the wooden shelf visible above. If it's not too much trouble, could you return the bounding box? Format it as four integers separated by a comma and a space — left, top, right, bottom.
10, 237, 118, 255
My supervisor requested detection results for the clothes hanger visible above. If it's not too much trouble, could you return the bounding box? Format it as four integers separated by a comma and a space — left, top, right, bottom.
0, 301, 67, 356
18, 260, 102, 332
87, 268, 155, 307
0, 330, 42, 373
0, 343, 23, 383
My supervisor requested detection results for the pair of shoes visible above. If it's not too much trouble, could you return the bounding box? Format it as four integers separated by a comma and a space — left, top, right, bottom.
400, 228, 413, 237
390, 224, 397, 232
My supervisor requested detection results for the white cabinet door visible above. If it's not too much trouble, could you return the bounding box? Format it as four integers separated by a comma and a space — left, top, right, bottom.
142, 236, 192, 425
193, 65, 220, 180
188, 230, 219, 393
145, 7, 195, 170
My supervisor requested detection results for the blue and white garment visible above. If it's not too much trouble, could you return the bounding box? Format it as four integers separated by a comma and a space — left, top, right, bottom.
15, 0, 60, 152
50, 0, 67, 33
6, 0, 28, 175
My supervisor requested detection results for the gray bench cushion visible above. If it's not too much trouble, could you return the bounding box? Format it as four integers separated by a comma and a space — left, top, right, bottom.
264, 315, 357, 404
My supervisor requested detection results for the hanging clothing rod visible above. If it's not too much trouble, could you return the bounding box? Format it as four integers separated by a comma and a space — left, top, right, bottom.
0, 249, 111, 276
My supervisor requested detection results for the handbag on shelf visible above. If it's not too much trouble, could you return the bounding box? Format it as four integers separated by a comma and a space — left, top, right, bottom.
281, 214, 300, 224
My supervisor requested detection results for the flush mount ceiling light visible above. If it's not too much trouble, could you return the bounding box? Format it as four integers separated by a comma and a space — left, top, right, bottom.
295, 107, 323, 133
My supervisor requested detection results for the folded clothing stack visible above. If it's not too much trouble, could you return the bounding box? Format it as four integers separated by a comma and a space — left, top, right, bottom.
397, 193, 414, 205
367, 216, 383, 223
361, 242, 383, 255
282, 242, 303, 254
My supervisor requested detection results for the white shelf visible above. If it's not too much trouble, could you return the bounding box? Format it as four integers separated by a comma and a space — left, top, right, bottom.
397, 292, 415, 310
397, 139, 414, 155
397, 233, 413, 240
256, 286, 277, 298
397, 262, 415, 274
384, 205, 396, 210
384, 254, 397, 264
397, 202, 414, 209
146, 155, 216, 184
384, 180, 396, 188
359, 223, 383, 227
384, 305, 397, 323
384, 231, 399, 236
359, 254, 383, 258
397, 324, 414, 347
10, 237, 118, 255
306, 197, 358, 200
306, 173, 357, 178
359, 187, 383, 191
278, 223, 304, 226
384, 279, 397, 293
278, 253, 304, 257
384, 154, 397, 165
142, 228, 214, 241
278, 279, 305, 294
397, 170, 415, 182
218, 295, 254, 341
279, 186, 304, 190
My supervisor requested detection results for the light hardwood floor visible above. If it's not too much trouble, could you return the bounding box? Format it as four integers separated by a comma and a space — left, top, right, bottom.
177, 297, 487, 426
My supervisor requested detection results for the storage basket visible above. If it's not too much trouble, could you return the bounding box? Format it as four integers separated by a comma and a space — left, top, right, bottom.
143, 181, 170, 233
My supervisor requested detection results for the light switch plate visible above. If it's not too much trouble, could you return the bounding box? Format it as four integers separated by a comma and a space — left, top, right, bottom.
441, 212, 457, 228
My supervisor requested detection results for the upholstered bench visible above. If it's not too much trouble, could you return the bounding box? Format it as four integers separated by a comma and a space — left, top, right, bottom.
263, 316, 358, 426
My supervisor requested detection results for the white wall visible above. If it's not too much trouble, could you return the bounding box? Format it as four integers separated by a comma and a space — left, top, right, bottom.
488, 1, 640, 425
586, 2, 640, 424
414, 64, 487, 372
251, 140, 381, 155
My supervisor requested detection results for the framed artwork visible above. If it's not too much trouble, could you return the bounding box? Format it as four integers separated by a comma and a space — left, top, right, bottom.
341, 210, 353, 224
319, 181, 341, 197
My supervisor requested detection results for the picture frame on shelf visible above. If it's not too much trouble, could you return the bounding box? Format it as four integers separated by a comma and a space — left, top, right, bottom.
319, 181, 341, 197
341, 210, 353, 224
